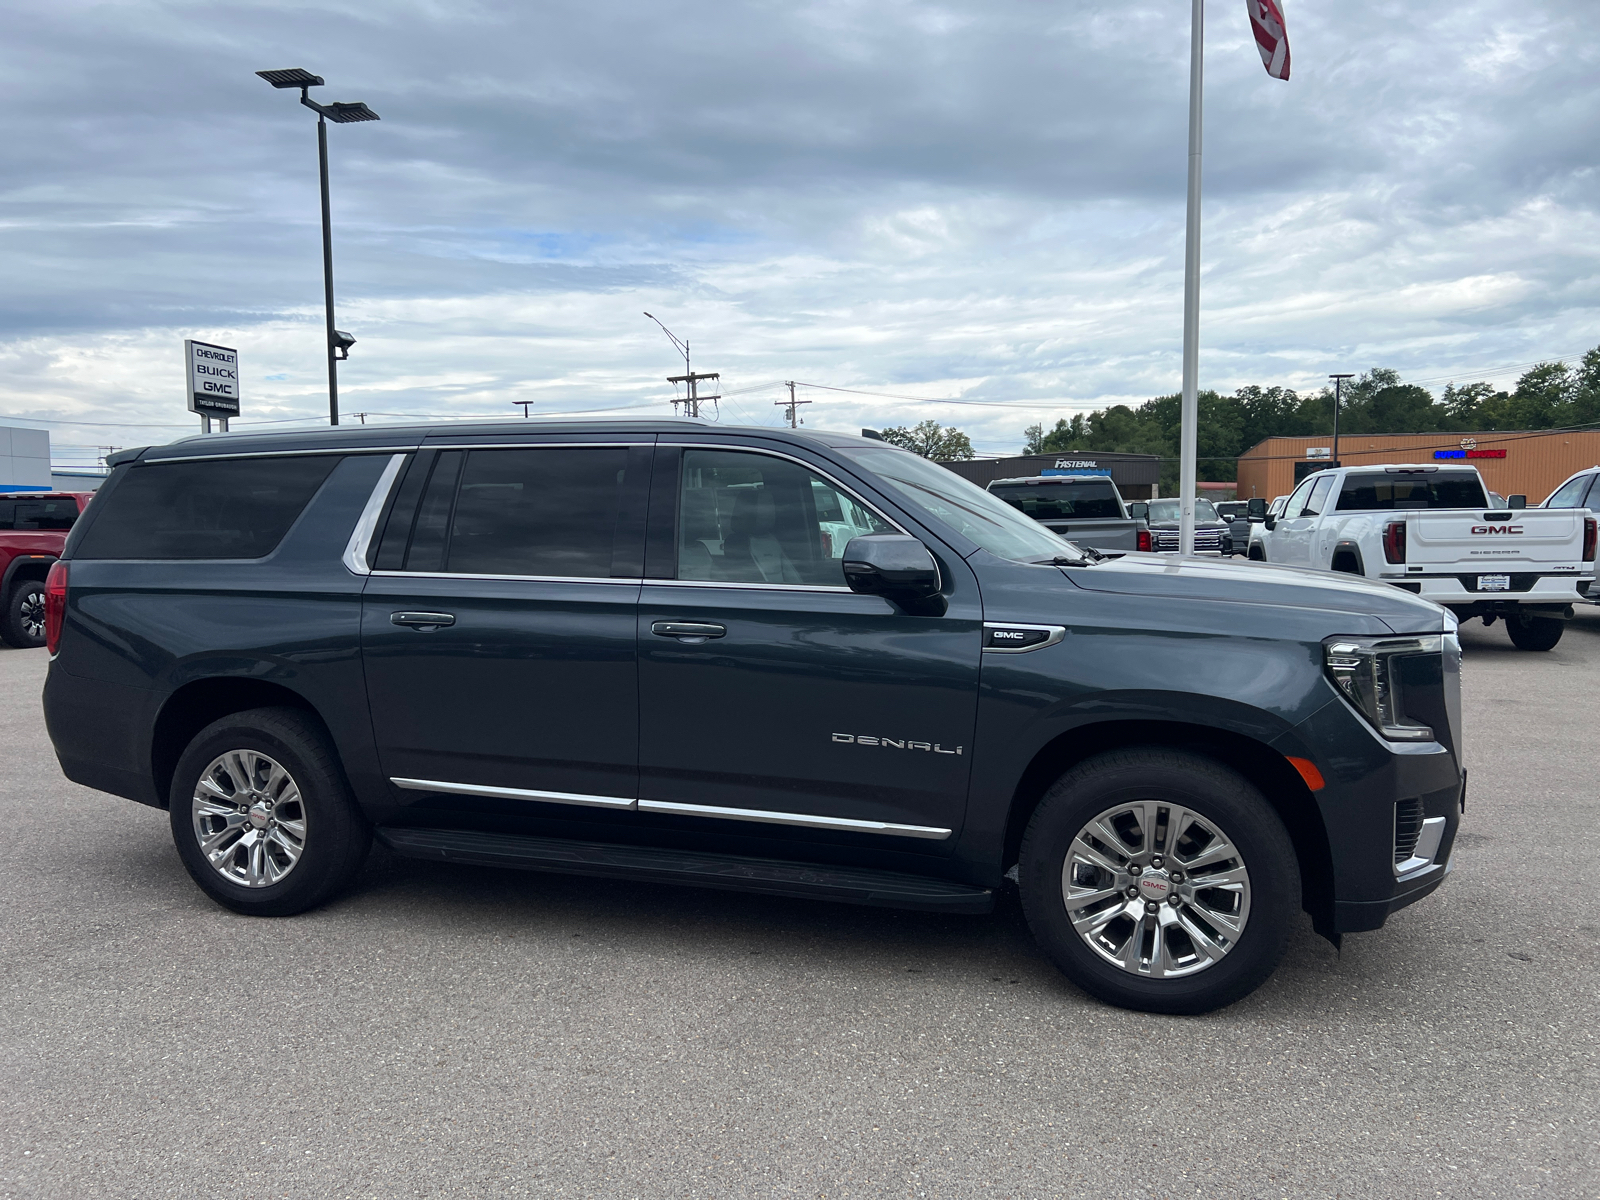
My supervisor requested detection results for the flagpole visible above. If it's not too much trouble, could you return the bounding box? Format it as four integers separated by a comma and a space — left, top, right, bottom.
1178, 0, 1204, 556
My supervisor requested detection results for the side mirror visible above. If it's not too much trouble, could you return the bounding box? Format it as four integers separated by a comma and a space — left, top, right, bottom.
1128, 502, 1149, 520
1263, 514, 1278, 531
1507, 495, 1526, 510
1246, 497, 1267, 520
842, 534, 942, 609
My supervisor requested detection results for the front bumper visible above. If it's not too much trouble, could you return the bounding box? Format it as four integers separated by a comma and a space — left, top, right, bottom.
1277, 697, 1464, 936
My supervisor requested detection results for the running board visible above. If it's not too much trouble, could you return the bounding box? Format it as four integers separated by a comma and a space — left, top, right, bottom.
375, 827, 994, 914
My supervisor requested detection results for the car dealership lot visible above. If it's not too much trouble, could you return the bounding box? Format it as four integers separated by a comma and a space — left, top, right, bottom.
2, 615, 1596, 1199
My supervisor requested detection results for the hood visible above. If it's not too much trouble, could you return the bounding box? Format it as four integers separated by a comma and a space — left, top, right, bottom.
1063, 552, 1448, 632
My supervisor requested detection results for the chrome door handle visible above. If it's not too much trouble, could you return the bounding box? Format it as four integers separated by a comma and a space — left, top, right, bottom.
651, 621, 726, 642
391, 611, 456, 630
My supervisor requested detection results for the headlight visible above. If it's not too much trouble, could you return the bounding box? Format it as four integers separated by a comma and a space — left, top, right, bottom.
1323, 634, 1443, 741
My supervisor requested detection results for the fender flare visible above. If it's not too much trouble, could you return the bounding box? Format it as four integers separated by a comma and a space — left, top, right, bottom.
1, 554, 57, 597
1329, 540, 1365, 575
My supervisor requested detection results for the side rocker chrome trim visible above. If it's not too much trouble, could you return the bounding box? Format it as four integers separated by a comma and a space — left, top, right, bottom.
389, 778, 637, 810
637, 799, 952, 840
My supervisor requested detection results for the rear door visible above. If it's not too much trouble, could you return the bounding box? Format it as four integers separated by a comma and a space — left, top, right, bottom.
361, 440, 649, 813
635, 442, 982, 844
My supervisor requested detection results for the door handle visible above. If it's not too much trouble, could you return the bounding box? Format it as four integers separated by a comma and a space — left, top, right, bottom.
651, 621, 726, 642
391, 611, 456, 630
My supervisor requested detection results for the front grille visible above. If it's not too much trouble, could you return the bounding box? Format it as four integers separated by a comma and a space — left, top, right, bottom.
1394, 798, 1425, 864
1154, 531, 1224, 551
1453, 573, 1540, 592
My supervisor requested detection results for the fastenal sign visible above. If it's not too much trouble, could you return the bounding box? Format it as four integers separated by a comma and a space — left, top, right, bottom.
185, 340, 241, 417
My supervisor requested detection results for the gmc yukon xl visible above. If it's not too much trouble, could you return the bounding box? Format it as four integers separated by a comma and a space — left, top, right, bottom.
42, 421, 1465, 1014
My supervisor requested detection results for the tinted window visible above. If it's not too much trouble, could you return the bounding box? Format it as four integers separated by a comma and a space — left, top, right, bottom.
838, 446, 1078, 564
989, 481, 1121, 520
1335, 471, 1489, 511
1147, 499, 1220, 522
677, 450, 891, 586
0, 496, 79, 531
74, 457, 339, 559
403, 447, 628, 578
1545, 475, 1590, 508
1302, 474, 1337, 517
1281, 477, 1318, 519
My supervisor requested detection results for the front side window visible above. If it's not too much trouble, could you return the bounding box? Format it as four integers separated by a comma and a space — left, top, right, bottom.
838, 446, 1077, 563
1545, 475, 1590, 508
402, 447, 628, 578
74, 457, 340, 559
676, 450, 891, 586
1302, 474, 1337, 517
1281, 477, 1318, 519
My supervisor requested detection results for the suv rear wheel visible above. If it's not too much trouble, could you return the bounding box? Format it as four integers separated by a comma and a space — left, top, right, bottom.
168, 707, 370, 916
1018, 748, 1298, 1014
0, 580, 47, 649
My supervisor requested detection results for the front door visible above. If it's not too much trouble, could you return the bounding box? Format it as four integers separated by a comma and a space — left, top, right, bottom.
636, 445, 982, 845
361, 442, 649, 814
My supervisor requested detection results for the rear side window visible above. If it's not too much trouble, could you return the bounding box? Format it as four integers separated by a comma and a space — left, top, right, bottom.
73, 456, 341, 559
989, 481, 1121, 520
399, 447, 630, 578
0, 496, 79, 530
1335, 472, 1489, 511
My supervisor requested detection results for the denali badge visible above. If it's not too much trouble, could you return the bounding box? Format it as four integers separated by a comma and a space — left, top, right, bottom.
832, 733, 963, 755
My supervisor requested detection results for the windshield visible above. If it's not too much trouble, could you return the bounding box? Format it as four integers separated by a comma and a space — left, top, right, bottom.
1336, 471, 1488, 511
1146, 499, 1219, 523
840, 447, 1083, 563
988, 480, 1121, 520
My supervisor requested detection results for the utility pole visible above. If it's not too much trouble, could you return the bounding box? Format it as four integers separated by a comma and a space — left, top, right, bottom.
776, 381, 812, 428
644, 312, 719, 418
1329, 373, 1354, 468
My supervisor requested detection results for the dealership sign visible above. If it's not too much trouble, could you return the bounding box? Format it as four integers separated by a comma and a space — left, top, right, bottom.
185, 340, 241, 417
1042, 458, 1112, 477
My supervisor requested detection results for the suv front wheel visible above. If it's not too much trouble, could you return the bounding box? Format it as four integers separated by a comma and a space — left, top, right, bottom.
169, 707, 371, 916
1019, 748, 1298, 1014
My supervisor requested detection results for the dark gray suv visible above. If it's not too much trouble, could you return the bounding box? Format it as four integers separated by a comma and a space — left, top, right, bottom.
42, 420, 1464, 1014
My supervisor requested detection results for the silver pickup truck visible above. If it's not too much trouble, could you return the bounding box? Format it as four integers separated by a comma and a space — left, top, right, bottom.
985, 474, 1150, 552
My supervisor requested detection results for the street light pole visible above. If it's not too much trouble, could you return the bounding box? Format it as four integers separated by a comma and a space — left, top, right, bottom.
1329, 373, 1354, 468
1177, 0, 1205, 557
257, 69, 380, 428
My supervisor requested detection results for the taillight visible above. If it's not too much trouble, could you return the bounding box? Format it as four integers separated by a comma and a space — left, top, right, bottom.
1585, 516, 1597, 563
1382, 521, 1407, 565
1136, 529, 1152, 553
44, 560, 68, 655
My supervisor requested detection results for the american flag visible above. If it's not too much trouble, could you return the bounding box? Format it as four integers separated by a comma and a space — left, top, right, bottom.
1247, 0, 1291, 80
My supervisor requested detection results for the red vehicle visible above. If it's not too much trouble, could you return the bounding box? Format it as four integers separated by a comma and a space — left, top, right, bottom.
0, 492, 93, 648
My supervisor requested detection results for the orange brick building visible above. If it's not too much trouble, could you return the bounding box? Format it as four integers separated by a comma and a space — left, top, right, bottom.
1236, 431, 1600, 505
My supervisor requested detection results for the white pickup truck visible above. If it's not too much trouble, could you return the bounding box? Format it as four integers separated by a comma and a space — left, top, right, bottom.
1250, 464, 1596, 650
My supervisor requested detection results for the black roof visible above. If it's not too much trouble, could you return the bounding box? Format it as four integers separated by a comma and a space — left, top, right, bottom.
110, 420, 895, 466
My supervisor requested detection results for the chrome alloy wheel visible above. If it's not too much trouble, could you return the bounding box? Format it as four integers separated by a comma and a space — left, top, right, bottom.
19, 591, 45, 641
190, 750, 307, 888
1062, 801, 1251, 978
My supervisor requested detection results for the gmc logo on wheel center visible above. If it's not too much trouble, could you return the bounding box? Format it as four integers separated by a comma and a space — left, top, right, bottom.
1471, 525, 1523, 535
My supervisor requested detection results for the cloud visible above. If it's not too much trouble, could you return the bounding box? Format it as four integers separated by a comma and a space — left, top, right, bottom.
0, 0, 1596, 461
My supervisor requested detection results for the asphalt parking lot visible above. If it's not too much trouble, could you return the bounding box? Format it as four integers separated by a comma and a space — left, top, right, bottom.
2, 611, 1597, 1200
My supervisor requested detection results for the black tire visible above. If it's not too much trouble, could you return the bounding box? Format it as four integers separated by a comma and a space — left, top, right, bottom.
0, 580, 47, 649
1506, 615, 1563, 651
168, 706, 370, 916
1019, 747, 1299, 1015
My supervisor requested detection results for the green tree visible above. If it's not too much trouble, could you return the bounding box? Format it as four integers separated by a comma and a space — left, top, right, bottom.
879, 419, 975, 461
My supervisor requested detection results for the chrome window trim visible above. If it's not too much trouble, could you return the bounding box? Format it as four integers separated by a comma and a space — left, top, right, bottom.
371, 570, 643, 586
390, 777, 636, 810
343, 454, 409, 576
644, 578, 853, 595
981, 621, 1067, 653
412, 441, 652, 450
149, 446, 416, 464
636, 798, 951, 839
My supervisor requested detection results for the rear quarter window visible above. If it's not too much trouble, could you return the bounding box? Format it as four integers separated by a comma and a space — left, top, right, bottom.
73, 456, 342, 559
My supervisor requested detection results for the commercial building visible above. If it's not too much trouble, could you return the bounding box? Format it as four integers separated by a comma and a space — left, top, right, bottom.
0, 425, 52, 492
1236, 431, 1600, 505
938, 451, 1163, 499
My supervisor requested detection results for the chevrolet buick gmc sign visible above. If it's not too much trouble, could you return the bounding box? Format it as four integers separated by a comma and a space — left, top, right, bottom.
185, 340, 241, 417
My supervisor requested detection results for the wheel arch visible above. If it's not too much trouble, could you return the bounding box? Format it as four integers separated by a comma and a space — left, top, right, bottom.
2, 554, 57, 594
1330, 541, 1365, 575
151, 678, 334, 810
1000, 719, 1336, 942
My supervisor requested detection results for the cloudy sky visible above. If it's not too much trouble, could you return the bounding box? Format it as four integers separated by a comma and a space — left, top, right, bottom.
2, 0, 1596, 466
